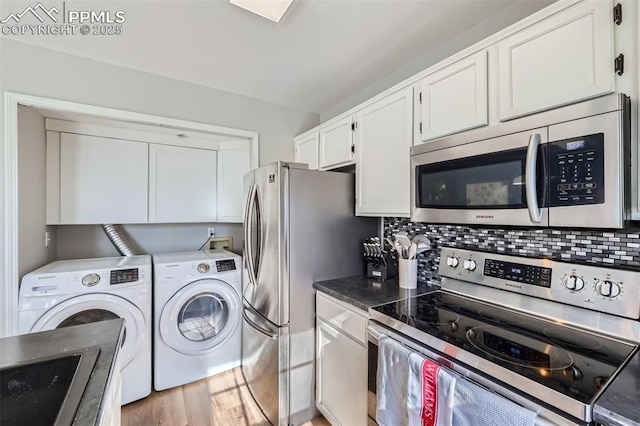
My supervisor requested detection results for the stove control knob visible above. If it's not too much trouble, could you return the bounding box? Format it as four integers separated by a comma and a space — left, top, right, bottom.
562, 275, 584, 291
197, 263, 210, 274
82, 273, 100, 287
463, 259, 477, 271
596, 280, 620, 298
447, 256, 459, 268
450, 322, 458, 332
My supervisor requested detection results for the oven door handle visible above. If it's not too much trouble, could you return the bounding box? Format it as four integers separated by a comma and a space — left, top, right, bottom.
525, 133, 543, 223
367, 324, 383, 345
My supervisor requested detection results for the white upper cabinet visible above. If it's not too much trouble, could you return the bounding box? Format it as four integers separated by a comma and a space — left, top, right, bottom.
355, 87, 413, 217
418, 50, 488, 142
294, 133, 319, 170
319, 116, 354, 170
498, 0, 614, 120
217, 145, 251, 223
149, 144, 218, 223
57, 133, 148, 224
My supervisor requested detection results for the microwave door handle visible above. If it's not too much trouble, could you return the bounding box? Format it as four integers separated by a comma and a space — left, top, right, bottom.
525, 133, 543, 223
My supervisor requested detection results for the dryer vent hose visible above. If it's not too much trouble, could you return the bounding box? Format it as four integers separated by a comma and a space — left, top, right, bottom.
101, 224, 136, 256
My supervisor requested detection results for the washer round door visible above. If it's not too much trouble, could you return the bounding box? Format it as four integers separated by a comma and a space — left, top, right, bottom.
160, 279, 240, 356
31, 293, 145, 369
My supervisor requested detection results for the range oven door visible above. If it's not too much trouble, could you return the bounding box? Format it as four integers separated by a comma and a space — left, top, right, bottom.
411, 128, 549, 227
367, 322, 567, 426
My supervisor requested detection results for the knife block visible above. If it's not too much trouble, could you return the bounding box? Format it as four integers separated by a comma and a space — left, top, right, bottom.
366, 254, 397, 280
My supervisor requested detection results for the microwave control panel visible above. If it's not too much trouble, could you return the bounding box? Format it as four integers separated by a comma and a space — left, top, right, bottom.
548, 133, 605, 207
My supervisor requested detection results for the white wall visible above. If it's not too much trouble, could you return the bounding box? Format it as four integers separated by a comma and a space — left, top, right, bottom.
17, 106, 57, 279
56, 223, 244, 260
0, 39, 320, 166
1, 39, 320, 265
320, 0, 555, 122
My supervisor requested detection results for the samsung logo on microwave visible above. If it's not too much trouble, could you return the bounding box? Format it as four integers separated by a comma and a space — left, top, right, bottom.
476, 215, 494, 219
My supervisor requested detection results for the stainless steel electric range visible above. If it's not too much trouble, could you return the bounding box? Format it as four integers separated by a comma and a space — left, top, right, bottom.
368, 247, 640, 425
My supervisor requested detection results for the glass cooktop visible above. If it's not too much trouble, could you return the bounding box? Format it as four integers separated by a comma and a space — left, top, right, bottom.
371, 290, 638, 405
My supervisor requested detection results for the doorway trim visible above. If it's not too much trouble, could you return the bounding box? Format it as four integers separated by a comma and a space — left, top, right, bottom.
2, 92, 259, 337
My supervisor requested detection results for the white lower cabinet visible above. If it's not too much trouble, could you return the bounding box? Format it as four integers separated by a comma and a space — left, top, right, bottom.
316, 293, 367, 426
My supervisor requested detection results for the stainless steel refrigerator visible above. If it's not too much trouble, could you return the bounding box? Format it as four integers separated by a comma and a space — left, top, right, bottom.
241, 162, 377, 426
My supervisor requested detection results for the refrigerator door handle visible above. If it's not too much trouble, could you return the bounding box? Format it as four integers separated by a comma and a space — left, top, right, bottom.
244, 184, 258, 287
242, 305, 277, 339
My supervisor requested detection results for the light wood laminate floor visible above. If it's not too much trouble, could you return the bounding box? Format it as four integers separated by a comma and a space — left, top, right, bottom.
121, 367, 330, 426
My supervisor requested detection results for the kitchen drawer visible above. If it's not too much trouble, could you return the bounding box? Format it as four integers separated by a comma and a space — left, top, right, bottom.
316, 293, 367, 345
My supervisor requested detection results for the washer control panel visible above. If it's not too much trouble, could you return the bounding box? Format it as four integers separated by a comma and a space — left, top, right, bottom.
215, 259, 236, 272
439, 247, 640, 319
110, 268, 139, 285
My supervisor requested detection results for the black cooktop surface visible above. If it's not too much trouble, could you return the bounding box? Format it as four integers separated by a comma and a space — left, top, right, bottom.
372, 291, 638, 404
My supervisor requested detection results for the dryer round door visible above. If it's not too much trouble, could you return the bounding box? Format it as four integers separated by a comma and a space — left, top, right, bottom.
31, 293, 146, 369
160, 278, 240, 356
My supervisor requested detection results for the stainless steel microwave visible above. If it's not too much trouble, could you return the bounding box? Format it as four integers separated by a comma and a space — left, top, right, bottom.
410, 93, 630, 229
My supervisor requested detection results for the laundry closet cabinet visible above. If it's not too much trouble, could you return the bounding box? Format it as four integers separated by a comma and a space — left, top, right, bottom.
46, 120, 252, 224
148, 144, 218, 223
49, 132, 149, 224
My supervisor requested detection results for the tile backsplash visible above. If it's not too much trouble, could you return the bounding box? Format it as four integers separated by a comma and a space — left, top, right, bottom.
384, 218, 640, 283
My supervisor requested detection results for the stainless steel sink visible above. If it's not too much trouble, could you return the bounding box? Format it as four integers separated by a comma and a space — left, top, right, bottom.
0, 346, 100, 426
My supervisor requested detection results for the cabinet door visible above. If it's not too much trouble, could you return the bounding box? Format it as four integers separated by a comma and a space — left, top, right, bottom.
295, 133, 319, 170
420, 50, 488, 141
149, 144, 217, 223
217, 149, 251, 223
319, 117, 354, 170
59, 133, 148, 224
316, 320, 367, 426
355, 87, 413, 217
498, 0, 613, 120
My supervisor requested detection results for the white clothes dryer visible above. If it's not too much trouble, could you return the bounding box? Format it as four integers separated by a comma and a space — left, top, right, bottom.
18, 255, 152, 405
153, 249, 242, 391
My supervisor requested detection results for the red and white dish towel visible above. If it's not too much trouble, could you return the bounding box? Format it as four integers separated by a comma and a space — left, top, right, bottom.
407, 351, 538, 426
377, 334, 538, 426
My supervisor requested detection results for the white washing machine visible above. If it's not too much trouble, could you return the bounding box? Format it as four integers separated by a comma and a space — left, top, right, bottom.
18, 255, 152, 405
153, 249, 242, 391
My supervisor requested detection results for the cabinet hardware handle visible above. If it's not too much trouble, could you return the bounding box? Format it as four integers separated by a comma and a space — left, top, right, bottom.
613, 3, 622, 25
615, 54, 624, 76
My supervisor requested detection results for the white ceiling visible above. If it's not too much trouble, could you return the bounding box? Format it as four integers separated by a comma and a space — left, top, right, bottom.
1, 0, 552, 114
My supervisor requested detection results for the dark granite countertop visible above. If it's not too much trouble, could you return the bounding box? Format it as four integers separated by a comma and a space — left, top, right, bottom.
313, 274, 440, 311
594, 349, 640, 426
0, 319, 124, 426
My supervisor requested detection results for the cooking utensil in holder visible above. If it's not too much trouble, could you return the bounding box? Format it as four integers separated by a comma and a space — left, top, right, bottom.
363, 238, 397, 280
